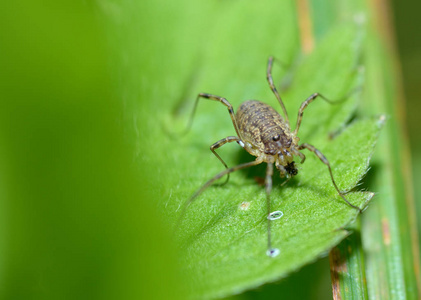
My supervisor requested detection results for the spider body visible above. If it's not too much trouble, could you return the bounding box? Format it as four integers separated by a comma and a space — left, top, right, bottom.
236, 100, 300, 177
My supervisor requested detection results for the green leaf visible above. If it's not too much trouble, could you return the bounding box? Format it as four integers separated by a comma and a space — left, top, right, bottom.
329, 221, 369, 300
158, 16, 383, 299
168, 116, 382, 299
361, 28, 421, 300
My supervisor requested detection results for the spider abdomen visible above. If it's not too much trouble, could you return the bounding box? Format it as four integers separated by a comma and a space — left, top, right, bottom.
236, 100, 292, 154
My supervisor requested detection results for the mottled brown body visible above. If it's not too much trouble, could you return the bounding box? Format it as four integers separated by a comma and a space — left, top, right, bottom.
236, 100, 300, 176
237, 100, 291, 154
179, 57, 362, 257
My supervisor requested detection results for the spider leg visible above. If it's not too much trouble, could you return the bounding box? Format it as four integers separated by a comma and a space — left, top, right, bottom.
184, 93, 244, 140
176, 158, 264, 230
294, 93, 338, 136
298, 143, 362, 213
265, 161, 275, 253
210, 136, 241, 185
267, 56, 290, 128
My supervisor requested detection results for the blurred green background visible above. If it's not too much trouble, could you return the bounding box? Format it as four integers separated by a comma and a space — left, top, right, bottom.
0, 1, 185, 299
0, 0, 419, 299
391, 0, 421, 232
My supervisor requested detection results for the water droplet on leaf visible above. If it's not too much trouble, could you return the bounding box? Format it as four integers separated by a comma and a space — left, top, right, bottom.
268, 210, 283, 220
266, 248, 280, 257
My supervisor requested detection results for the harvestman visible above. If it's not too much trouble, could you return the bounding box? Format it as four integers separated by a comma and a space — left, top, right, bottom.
178, 57, 361, 257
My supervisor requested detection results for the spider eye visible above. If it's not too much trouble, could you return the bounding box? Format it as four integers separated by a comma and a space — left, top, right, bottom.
272, 135, 280, 141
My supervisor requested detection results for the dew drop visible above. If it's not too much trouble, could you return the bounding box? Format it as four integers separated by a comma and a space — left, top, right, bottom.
266, 248, 280, 257
268, 210, 283, 220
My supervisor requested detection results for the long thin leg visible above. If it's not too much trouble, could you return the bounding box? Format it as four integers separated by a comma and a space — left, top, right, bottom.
211, 136, 240, 185
184, 93, 244, 140
267, 57, 290, 128
265, 161, 276, 254
298, 143, 362, 213
293, 93, 338, 136
176, 158, 263, 230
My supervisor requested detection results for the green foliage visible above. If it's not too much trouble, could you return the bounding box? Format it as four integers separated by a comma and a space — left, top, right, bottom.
0, 1, 184, 299
0, 0, 387, 299
156, 5, 383, 298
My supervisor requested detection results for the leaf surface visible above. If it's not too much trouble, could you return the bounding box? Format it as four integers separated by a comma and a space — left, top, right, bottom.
133, 1, 382, 298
